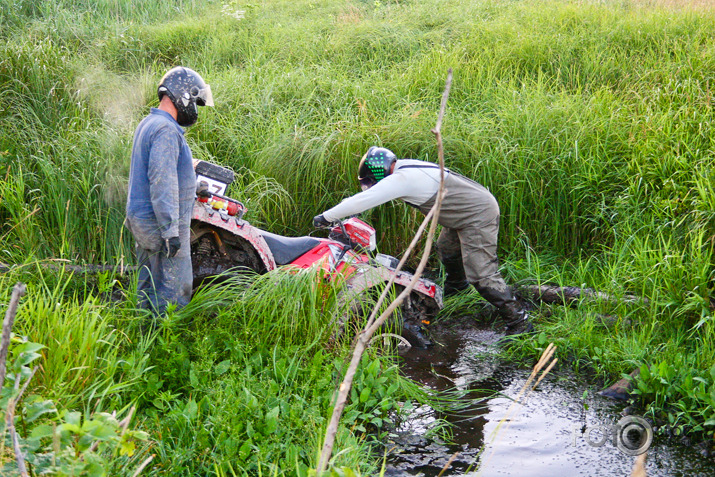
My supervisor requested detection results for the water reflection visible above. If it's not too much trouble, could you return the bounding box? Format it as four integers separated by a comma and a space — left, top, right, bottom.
387, 320, 715, 476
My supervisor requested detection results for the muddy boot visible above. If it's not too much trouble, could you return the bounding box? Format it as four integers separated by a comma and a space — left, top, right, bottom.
476, 285, 534, 335
499, 301, 534, 336
441, 255, 470, 297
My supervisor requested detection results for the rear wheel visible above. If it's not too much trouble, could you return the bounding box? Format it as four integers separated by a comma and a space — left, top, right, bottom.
400, 289, 440, 325
190, 223, 265, 288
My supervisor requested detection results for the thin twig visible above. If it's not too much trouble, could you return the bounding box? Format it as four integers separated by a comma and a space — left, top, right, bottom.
15, 367, 36, 404
7, 369, 34, 477
478, 344, 557, 473
131, 454, 155, 477
0, 285, 31, 477
316, 203, 444, 472
364, 206, 443, 338
87, 405, 138, 454
316, 68, 453, 473
437, 451, 460, 477
0, 282, 27, 390
120, 406, 136, 436
363, 207, 438, 331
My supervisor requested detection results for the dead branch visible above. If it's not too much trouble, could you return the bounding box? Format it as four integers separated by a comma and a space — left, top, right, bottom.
517, 284, 647, 307
316, 68, 453, 474
0, 261, 136, 276
0, 282, 27, 390
131, 454, 155, 477
6, 367, 35, 477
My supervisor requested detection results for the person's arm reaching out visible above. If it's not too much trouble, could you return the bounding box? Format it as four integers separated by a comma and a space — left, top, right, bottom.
322, 172, 413, 222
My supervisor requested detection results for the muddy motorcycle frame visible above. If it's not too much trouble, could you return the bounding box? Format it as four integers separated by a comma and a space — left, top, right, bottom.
189, 161, 443, 343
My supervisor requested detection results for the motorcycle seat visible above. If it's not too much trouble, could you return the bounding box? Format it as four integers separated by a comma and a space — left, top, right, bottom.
260, 231, 321, 266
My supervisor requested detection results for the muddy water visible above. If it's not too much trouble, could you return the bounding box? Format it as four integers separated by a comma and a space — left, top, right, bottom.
386, 317, 715, 476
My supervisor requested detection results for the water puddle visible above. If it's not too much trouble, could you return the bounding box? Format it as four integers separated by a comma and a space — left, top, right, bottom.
386, 316, 715, 476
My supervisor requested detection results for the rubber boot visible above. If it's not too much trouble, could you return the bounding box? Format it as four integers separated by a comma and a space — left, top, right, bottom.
475, 285, 534, 335
498, 301, 534, 335
441, 255, 470, 297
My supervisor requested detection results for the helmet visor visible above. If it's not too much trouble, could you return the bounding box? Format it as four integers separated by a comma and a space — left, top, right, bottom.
195, 84, 214, 107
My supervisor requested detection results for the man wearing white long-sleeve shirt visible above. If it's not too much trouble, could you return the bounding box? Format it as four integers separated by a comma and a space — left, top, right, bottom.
314, 146, 533, 334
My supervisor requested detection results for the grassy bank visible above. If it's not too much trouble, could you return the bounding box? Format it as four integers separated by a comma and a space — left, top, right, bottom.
0, 267, 427, 475
0, 0, 714, 473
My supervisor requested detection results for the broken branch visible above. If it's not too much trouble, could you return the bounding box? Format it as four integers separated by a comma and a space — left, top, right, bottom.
0, 282, 27, 390
316, 68, 453, 474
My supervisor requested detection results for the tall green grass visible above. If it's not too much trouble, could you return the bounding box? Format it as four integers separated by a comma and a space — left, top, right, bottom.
0, 0, 713, 468
0, 265, 430, 475
0, 268, 153, 408
129, 270, 432, 475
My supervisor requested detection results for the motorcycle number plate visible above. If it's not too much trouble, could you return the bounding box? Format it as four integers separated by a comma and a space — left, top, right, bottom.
197, 174, 227, 196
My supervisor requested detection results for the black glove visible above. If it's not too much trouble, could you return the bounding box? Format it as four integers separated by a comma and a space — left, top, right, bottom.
196, 180, 211, 198
313, 214, 331, 229
162, 236, 181, 258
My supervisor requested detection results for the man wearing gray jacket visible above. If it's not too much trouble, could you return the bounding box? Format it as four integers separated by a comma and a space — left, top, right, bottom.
126, 66, 213, 314
314, 146, 532, 334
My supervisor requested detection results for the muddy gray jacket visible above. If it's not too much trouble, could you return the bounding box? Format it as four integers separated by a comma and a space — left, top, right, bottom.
126, 108, 196, 239
322, 159, 450, 221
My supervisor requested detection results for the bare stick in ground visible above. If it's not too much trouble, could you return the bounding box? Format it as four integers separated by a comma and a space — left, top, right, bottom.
316, 69, 453, 474
131, 454, 155, 477
6, 367, 36, 477
518, 284, 646, 307
479, 344, 558, 471
0, 282, 27, 390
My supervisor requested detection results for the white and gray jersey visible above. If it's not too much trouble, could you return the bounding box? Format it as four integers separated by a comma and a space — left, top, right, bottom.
322, 159, 448, 222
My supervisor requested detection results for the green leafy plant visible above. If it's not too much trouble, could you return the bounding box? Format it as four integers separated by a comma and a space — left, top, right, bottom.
1, 333, 150, 476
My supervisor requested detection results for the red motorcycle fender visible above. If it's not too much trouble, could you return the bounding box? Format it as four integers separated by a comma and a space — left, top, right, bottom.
343, 266, 444, 309
192, 202, 277, 271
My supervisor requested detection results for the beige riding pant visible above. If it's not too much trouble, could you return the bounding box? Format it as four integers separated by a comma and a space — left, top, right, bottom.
416, 172, 511, 298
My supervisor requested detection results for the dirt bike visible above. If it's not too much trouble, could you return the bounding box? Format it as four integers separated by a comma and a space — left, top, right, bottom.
189, 161, 443, 347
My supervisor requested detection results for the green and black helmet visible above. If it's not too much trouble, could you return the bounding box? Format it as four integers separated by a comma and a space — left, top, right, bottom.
357, 146, 397, 190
